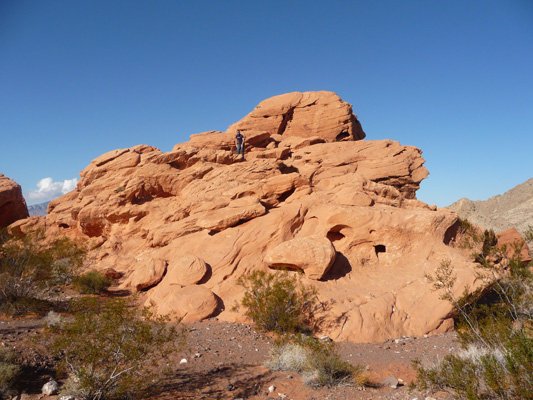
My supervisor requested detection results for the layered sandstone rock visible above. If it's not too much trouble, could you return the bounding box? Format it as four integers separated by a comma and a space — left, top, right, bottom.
228, 91, 366, 142
0, 174, 29, 227
11, 91, 502, 342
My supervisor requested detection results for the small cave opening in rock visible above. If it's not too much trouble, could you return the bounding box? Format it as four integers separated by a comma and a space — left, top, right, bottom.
374, 244, 386, 256
443, 219, 461, 245
327, 231, 345, 242
335, 130, 350, 141
58, 223, 69, 229
327, 225, 350, 243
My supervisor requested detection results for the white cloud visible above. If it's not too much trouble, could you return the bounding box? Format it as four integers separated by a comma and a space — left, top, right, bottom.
27, 177, 78, 202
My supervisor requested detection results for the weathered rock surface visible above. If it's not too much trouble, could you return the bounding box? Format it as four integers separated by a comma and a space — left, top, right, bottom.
0, 174, 29, 227
10, 91, 507, 342
448, 177, 533, 237
228, 91, 366, 142
264, 235, 336, 280
145, 284, 218, 322
497, 227, 531, 263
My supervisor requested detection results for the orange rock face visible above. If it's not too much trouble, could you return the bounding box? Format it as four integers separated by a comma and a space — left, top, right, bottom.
0, 174, 29, 227
497, 227, 532, 264
228, 91, 366, 142
11, 91, 490, 342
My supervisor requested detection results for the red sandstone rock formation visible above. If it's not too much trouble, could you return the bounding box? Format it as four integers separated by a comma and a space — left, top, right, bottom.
11, 91, 512, 342
0, 174, 29, 228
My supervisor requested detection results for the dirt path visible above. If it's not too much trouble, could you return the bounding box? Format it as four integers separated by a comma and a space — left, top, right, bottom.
1, 316, 455, 400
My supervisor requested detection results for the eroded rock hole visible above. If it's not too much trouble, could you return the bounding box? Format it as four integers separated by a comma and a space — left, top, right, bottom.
327, 231, 345, 242
58, 223, 69, 229
374, 245, 386, 256
327, 225, 350, 242
277, 107, 295, 136
335, 130, 350, 141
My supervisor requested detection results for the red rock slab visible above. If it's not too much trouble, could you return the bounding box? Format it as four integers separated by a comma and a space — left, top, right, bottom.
0, 174, 29, 227
497, 227, 532, 264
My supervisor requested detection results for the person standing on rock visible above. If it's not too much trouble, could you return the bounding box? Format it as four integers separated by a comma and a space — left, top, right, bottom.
235, 129, 245, 160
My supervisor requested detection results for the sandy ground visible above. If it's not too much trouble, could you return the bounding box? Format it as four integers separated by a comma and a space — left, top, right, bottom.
1, 315, 456, 400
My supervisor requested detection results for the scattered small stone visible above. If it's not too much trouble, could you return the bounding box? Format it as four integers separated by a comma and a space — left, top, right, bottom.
60, 396, 76, 400
227, 383, 235, 391
268, 385, 275, 392
193, 353, 202, 358
425, 397, 437, 400
180, 358, 188, 364
319, 335, 332, 342
424, 334, 429, 338
42, 380, 59, 395
381, 376, 399, 389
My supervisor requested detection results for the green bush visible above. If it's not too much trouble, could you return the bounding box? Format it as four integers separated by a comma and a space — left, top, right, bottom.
415, 221, 533, 399
266, 336, 367, 387
235, 269, 319, 334
48, 297, 184, 400
0, 229, 86, 315
0, 348, 20, 400
72, 270, 112, 294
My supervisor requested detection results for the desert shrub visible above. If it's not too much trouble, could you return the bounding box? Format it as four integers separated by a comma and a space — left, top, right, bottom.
265, 342, 308, 372
72, 270, 112, 294
415, 221, 533, 399
266, 336, 367, 388
235, 269, 319, 334
48, 297, 183, 400
0, 347, 20, 400
0, 229, 86, 315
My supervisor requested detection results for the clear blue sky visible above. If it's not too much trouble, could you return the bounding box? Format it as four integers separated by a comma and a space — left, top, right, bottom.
1, 0, 532, 206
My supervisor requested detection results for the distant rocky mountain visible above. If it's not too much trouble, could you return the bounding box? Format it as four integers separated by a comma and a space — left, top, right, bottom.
447, 178, 533, 236
28, 201, 49, 217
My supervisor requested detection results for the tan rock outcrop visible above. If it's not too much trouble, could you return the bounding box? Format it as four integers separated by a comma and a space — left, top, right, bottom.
145, 284, 218, 322
264, 235, 336, 280
11, 91, 487, 342
228, 91, 366, 142
123, 258, 167, 291
0, 174, 29, 227
165, 254, 208, 286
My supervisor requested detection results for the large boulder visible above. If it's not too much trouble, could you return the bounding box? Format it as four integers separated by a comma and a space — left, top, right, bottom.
264, 235, 336, 280
228, 91, 366, 142
0, 174, 29, 227
12, 91, 486, 342
145, 284, 218, 322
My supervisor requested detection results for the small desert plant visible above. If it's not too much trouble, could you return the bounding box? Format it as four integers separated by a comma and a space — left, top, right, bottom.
0, 347, 21, 400
72, 270, 112, 294
48, 297, 184, 400
0, 229, 86, 314
235, 269, 319, 334
266, 335, 368, 387
414, 220, 533, 399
